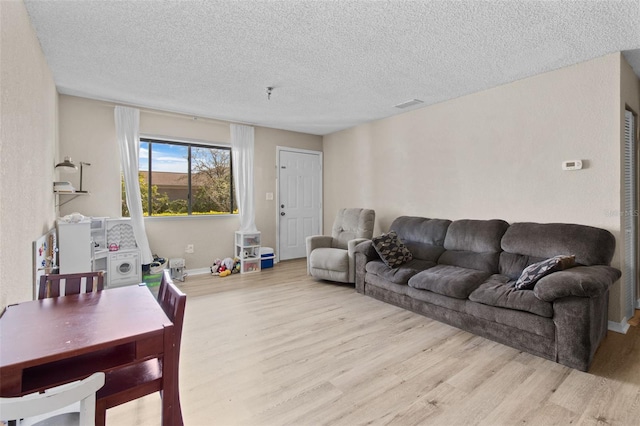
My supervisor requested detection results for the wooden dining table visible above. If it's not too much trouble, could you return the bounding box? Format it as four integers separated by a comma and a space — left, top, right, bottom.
0, 284, 181, 425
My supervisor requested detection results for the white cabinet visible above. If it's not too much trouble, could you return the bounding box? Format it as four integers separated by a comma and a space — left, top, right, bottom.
57, 220, 92, 274
235, 231, 261, 273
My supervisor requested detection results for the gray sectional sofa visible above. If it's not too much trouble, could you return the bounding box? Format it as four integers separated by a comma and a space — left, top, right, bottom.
354, 216, 621, 371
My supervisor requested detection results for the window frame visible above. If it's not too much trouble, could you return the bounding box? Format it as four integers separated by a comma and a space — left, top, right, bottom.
137, 135, 236, 218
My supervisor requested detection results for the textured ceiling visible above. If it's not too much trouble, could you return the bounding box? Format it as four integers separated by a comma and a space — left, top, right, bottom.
24, 0, 640, 136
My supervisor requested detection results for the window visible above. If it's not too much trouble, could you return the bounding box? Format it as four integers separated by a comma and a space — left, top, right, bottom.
122, 138, 236, 217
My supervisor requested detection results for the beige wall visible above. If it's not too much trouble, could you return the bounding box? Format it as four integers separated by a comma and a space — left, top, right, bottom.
58, 97, 121, 217
0, 0, 58, 310
4, 3, 637, 324
323, 53, 626, 321
58, 96, 322, 271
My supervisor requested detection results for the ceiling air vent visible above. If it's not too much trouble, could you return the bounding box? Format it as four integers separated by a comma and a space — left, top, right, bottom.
394, 99, 424, 109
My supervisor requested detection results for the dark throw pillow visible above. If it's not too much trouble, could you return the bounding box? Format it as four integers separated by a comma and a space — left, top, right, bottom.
515, 255, 576, 290
372, 231, 413, 269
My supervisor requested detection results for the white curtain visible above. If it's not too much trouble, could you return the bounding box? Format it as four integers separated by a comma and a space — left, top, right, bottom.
115, 106, 153, 265
230, 124, 258, 233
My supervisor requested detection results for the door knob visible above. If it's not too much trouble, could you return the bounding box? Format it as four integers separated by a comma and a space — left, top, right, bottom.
280, 212, 285, 216
281, 204, 285, 208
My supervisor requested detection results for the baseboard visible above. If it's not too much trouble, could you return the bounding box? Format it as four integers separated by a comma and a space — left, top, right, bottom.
186, 267, 212, 276
187, 262, 279, 276
608, 318, 630, 334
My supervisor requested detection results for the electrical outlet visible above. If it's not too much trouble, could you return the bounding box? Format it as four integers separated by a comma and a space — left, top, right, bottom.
185, 244, 194, 254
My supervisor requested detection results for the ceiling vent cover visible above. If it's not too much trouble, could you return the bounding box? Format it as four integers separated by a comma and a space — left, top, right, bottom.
394, 99, 424, 109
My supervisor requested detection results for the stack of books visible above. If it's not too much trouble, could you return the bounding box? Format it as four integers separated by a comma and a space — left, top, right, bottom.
53, 181, 76, 193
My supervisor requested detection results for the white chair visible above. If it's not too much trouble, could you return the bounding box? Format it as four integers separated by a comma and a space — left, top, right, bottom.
0, 372, 105, 426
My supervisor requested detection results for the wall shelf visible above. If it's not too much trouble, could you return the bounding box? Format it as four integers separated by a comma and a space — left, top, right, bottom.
54, 191, 90, 207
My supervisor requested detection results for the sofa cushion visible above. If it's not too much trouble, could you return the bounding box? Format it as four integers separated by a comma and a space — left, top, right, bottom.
501, 222, 616, 267
365, 259, 436, 285
499, 252, 546, 280
439, 219, 509, 273
406, 286, 556, 338
366, 272, 412, 296
438, 251, 502, 275
515, 255, 576, 290
408, 265, 491, 299
372, 231, 413, 268
389, 216, 451, 262
463, 294, 556, 338
443, 219, 510, 252
469, 274, 553, 318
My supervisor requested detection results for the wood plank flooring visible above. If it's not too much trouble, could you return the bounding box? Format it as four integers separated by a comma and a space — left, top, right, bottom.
107, 259, 640, 425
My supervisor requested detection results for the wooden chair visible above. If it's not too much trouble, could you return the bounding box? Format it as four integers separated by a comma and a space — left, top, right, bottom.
38, 271, 105, 299
95, 271, 186, 426
0, 372, 105, 426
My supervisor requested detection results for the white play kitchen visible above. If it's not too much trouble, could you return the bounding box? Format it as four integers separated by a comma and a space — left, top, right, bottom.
56, 215, 141, 288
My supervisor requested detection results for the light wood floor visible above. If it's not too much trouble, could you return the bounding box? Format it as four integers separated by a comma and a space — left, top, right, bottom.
108, 259, 640, 425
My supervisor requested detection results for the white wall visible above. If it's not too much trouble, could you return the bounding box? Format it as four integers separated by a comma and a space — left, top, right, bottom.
58, 96, 322, 271
0, 0, 58, 310
323, 53, 628, 321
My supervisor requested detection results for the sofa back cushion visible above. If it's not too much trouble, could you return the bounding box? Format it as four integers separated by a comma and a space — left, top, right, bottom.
389, 216, 451, 262
439, 219, 510, 273
499, 252, 546, 280
499, 222, 616, 278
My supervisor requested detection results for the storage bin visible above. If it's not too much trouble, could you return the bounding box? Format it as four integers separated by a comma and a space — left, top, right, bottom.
242, 258, 260, 273
260, 247, 275, 269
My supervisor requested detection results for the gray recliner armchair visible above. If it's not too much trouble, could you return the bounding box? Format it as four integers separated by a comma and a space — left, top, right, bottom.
306, 208, 375, 283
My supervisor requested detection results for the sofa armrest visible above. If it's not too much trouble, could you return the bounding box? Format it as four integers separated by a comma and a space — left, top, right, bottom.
354, 240, 380, 293
354, 239, 378, 260
348, 238, 369, 254
346, 238, 369, 282
533, 265, 621, 302
537, 266, 619, 370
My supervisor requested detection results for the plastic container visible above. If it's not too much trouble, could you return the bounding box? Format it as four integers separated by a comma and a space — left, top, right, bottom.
260, 247, 275, 269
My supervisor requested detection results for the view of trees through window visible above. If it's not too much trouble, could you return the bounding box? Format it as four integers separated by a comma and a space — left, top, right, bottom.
121, 138, 236, 217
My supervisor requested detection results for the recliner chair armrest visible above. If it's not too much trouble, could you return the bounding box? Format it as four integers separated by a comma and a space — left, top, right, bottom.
533, 265, 621, 302
306, 235, 333, 253
306, 235, 334, 275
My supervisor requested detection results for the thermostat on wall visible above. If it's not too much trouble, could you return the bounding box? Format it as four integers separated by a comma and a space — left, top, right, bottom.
562, 160, 583, 171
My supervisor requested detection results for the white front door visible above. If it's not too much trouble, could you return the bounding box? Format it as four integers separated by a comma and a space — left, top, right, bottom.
277, 148, 322, 260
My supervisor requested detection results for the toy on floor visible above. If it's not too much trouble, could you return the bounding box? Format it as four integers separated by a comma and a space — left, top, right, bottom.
211, 258, 222, 275
222, 257, 234, 271
211, 257, 242, 276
